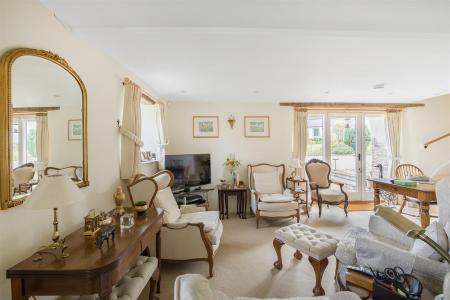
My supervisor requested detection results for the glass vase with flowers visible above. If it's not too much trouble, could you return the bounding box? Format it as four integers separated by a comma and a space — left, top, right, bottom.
223, 154, 241, 187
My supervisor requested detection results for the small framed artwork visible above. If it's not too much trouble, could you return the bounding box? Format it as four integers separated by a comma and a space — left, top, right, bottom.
244, 116, 270, 138
68, 119, 82, 141
193, 116, 219, 138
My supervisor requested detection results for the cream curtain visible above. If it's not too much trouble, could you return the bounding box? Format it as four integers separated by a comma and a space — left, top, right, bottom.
155, 102, 169, 168
36, 114, 49, 166
292, 109, 308, 177
386, 110, 402, 177
120, 80, 143, 180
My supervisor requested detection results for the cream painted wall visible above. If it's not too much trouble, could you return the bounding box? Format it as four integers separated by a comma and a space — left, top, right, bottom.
0, 0, 160, 298
48, 106, 83, 167
401, 94, 450, 175
166, 102, 294, 211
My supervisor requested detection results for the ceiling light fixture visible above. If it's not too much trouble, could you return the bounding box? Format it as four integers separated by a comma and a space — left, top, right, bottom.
373, 83, 385, 89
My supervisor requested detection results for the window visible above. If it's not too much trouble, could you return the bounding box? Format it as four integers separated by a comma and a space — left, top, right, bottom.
140, 101, 159, 160
305, 114, 324, 161
12, 117, 37, 168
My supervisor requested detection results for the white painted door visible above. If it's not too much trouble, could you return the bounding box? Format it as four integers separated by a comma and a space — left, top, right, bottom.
306, 113, 390, 201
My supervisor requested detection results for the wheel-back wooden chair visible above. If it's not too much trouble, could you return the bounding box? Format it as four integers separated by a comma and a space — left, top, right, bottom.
395, 163, 437, 214
305, 159, 349, 217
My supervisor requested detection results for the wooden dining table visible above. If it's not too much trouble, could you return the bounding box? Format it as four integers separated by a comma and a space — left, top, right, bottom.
368, 178, 436, 228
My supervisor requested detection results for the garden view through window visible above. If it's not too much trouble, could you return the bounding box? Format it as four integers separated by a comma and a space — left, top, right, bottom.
305, 113, 390, 200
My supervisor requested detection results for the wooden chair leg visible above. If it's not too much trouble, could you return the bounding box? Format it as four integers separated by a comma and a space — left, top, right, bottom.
318, 202, 322, 217
344, 200, 349, 216
273, 238, 284, 270
149, 269, 160, 300
256, 211, 260, 228
208, 257, 214, 278
398, 196, 407, 213
308, 256, 328, 296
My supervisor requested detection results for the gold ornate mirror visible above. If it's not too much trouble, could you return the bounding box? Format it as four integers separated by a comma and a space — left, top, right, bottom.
0, 48, 88, 209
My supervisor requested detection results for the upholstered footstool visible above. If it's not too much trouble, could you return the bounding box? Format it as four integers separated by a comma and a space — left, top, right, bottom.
273, 223, 338, 296
78, 256, 159, 300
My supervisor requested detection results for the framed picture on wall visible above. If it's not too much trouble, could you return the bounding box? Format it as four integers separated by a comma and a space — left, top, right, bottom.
68, 119, 82, 140
244, 116, 270, 138
193, 116, 219, 138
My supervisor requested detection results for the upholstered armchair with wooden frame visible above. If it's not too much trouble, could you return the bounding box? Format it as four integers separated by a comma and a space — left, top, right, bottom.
128, 170, 223, 277
248, 163, 299, 228
12, 162, 35, 194
305, 159, 349, 217
45, 166, 83, 182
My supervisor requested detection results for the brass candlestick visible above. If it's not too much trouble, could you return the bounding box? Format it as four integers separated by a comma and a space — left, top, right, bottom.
33, 207, 69, 261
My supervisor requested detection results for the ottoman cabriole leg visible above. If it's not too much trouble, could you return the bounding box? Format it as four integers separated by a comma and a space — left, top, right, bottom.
273, 238, 284, 270
308, 256, 328, 296
294, 250, 302, 260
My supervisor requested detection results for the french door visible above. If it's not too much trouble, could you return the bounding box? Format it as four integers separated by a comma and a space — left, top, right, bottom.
306, 113, 390, 200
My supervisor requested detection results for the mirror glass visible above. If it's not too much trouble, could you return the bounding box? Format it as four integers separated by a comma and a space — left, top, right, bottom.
10, 56, 84, 203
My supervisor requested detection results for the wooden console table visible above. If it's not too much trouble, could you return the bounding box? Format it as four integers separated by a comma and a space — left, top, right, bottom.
368, 178, 436, 228
7, 207, 163, 300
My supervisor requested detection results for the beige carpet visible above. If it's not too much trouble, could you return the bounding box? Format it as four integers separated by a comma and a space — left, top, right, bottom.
156, 206, 373, 300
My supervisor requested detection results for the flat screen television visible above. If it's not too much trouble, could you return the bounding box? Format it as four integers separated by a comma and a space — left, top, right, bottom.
165, 154, 211, 191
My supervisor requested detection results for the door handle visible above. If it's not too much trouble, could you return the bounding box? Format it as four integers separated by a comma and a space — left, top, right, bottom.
358, 153, 361, 161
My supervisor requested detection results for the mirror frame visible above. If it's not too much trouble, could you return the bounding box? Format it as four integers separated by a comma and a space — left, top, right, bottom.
0, 48, 89, 209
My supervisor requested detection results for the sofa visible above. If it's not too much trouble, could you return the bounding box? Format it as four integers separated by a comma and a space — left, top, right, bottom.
173, 274, 360, 300
335, 177, 450, 293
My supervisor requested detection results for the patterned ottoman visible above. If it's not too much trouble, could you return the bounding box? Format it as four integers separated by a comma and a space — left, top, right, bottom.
273, 223, 339, 296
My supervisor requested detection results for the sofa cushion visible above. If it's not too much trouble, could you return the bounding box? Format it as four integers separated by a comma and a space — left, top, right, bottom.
258, 201, 298, 212
311, 188, 345, 202
260, 194, 294, 203
411, 221, 448, 261
206, 220, 223, 246
253, 172, 282, 194
154, 187, 181, 224
174, 274, 361, 300
180, 211, 220, 233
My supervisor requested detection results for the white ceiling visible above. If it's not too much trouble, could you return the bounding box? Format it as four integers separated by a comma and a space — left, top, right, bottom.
41, 0, 450, 103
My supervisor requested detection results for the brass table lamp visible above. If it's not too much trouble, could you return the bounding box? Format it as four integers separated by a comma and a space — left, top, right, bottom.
25, 175, 85, 261
375, 205, 450, 263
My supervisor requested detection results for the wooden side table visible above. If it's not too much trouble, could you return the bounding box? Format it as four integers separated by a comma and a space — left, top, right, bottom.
286, 177, 309, 217
217, 185, 249, 219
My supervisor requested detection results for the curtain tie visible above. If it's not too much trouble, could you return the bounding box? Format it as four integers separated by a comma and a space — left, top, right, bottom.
119, 127, 144, 147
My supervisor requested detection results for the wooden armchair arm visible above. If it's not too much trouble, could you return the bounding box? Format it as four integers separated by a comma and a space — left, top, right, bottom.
330, 180, 346, 194
309, 182, 319, 190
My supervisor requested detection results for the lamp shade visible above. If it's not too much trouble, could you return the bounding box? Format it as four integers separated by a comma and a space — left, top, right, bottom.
25, 175, 85, 210
290, 158, 302, 168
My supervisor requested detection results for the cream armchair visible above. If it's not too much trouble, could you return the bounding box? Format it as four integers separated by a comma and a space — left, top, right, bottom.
248, 164, 299, 228
335, 177, 450, 294
12, 163, 35, 194
129, 170, 223, 277
305, 159, 348, 217
174, 274, 360, 300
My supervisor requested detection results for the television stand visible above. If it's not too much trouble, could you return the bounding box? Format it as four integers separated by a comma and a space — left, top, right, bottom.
173, 187, 214, 206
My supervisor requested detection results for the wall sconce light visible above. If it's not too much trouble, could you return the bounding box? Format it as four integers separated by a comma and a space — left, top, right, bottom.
227, 115, 236, 128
